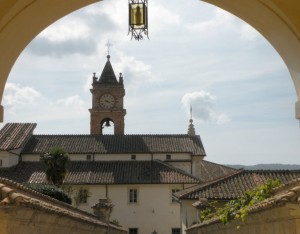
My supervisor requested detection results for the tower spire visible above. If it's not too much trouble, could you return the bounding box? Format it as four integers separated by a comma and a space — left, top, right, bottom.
188, 105, 196, 136
98, 53, 118, 84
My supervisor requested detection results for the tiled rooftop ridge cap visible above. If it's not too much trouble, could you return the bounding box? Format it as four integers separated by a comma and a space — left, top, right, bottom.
154, 159, 204, 183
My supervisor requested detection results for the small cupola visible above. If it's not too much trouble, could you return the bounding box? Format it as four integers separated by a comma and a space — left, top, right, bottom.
187, 106, 196, 136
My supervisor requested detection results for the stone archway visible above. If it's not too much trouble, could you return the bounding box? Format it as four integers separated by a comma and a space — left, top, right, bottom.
0, 0, 299, 121
203, 0, 300, 120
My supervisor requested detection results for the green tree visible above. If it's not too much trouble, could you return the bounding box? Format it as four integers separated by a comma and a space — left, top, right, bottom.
40, 147, 69, 187
199, 179, 282, 224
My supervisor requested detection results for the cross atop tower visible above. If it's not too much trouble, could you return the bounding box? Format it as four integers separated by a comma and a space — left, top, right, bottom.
105, 41, 113, 55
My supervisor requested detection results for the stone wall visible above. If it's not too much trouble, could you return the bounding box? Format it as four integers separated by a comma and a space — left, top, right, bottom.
0, 206, 126, 234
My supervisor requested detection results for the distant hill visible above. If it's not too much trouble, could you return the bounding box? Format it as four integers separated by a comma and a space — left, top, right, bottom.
225, 164, 300, 170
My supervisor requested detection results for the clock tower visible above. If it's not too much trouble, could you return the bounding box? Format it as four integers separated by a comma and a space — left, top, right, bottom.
89, 55, 126, 135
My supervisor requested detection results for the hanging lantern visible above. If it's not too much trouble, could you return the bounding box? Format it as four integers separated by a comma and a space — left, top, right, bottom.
128, 0, 149, 41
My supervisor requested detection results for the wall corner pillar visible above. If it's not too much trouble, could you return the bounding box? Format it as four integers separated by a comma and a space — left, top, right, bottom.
296, 101, 300, 120
0, 105, 3, 122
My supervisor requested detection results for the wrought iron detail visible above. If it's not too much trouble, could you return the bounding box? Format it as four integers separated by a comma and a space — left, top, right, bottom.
128, 0, 149, 41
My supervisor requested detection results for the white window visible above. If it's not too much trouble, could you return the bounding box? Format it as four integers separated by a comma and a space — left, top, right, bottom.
129, 228, 138, 234
172, 228, 181, 234
172, 189, 180, 203
129, 189, 138, 203
78, 189, 89, 203
86, 155, 92, 161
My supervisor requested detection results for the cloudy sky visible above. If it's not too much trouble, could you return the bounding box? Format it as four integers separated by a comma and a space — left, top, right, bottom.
2, 0, 300, 165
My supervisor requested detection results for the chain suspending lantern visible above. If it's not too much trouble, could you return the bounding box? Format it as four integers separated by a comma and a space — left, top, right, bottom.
128, 0, 149, 41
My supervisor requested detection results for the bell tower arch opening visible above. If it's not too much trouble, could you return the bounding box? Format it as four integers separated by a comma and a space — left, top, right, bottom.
101, 118, 115, 135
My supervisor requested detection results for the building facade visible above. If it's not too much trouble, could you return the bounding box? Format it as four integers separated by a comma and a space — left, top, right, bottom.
0, 56, 238, 234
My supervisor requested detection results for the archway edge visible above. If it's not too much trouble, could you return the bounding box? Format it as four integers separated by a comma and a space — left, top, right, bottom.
203, 0, 300, 119
0, 0, 300, 121
0, 0, 100, 121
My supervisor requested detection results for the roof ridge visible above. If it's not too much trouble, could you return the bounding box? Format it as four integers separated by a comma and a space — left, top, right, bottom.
31, 134, 194, 136
4, 161, 202, 185
202, 160, 240, 171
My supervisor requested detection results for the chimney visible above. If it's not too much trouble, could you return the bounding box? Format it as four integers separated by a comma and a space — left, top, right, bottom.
91, 197, 114, 222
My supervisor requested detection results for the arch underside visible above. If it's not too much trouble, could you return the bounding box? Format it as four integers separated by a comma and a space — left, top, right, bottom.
0, 0, 299, 120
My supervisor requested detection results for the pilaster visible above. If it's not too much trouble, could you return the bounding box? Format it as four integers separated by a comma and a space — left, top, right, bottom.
296, 101, 300, 120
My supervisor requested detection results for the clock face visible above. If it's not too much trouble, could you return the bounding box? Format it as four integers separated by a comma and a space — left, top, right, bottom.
99, 94, 115, 109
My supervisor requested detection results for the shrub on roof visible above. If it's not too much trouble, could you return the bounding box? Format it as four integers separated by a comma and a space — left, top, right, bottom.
40, 147, 69, 187
23, 183, 72, 204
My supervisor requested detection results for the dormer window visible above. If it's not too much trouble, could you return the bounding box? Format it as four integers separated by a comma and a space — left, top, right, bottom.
166, 154, 171, 160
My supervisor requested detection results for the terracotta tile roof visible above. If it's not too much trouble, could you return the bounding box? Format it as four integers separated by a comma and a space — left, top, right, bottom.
22, 134, 206, 156
175, 169, 300, 200
197, 160, 238, 182
0, 123, 36, 150
0, 160, 202, 184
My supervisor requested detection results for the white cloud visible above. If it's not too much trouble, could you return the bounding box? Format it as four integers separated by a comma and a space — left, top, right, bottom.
115, 53, 157, 87
186, 8, 234, 32
181, 91, 230, 124
215, 113, 231, 125
85, 0, 126, 28
39, 19, 90, 42
239, 24, 260, 41
3, 83, 88, 122
56, 95, 85, 107
186, 7, 260, 43
151, 4, 181, 32
3, 83, 41, 108
50, 95, 87, 119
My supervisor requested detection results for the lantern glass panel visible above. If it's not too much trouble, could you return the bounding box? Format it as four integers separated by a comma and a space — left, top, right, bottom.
130, 3, 145, 29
